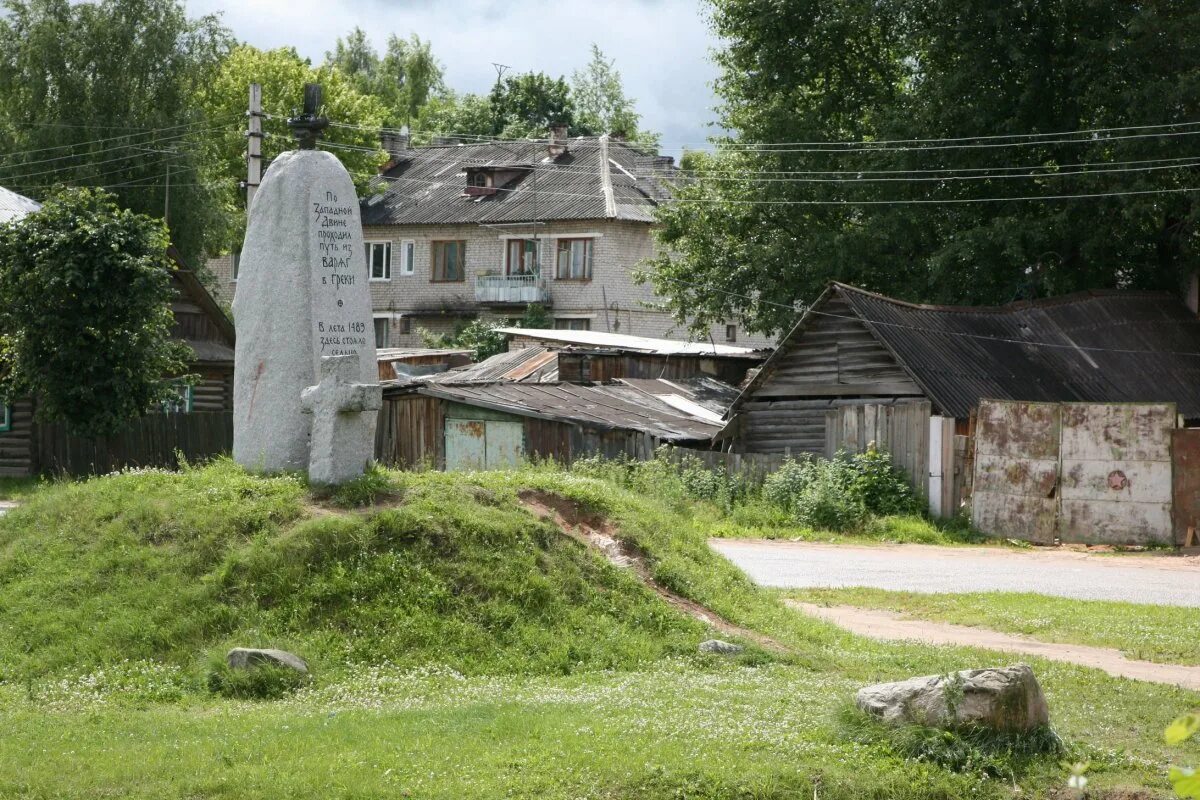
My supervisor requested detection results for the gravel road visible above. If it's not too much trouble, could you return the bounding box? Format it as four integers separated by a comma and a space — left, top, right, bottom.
710, 539, 1200, 607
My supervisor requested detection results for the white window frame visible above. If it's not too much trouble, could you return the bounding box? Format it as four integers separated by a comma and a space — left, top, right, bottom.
366, 241, 392, 282
0, 402, 10, 432
399, 239, 415, 276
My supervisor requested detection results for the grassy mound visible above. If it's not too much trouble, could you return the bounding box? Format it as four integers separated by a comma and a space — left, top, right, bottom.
0, 460, 716, 684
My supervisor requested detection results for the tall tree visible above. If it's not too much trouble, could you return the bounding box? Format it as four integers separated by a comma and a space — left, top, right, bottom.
381, 33, 443, 125
199, 44, 388, 251
489, 72, 575, 138
326, 28, 443, 127
0, 0, 231, 267
0, 188, 191, 437
571, 44, 659, 151
648, 0, 1200, 337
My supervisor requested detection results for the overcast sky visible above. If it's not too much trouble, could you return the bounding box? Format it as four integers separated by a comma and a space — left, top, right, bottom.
185, 0, 722, 159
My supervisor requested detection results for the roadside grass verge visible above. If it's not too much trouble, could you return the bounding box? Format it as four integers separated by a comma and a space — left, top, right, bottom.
0, 460, 1195, 797
789, 586, 1200, 666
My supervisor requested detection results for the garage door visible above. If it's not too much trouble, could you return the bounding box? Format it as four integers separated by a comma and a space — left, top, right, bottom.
444, 418, 525, 471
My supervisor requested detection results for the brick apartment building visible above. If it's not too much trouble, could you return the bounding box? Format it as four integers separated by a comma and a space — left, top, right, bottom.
208, 130, 770, 350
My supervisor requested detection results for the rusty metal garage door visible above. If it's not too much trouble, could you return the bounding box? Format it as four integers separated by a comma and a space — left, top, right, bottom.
971, 400, 1175, 545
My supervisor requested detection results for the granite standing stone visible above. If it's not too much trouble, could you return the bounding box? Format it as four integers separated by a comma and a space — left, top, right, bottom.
232, 148, 378, 475
301, 354, 383, 483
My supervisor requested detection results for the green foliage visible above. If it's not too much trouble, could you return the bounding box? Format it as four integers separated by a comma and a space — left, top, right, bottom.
0, 0, 232, 266
1167, 713, 1200, 798
841, 705, 1064, 779
0, 459, 710, 683
649, 0, 1200, 336
490, 72, 575, 138
198, 44, 388, 251
0, 188, 192, 436
762, 451, 923, 532
419, 304, 551, 361
412, 90, 494, 142
570, 44, 660, 151
571, 447, 752, 512
325, 27, 444, 127
204, 654, 308, 700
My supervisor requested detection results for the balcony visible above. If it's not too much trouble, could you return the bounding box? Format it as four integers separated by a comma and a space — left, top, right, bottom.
474, 272, 550, 306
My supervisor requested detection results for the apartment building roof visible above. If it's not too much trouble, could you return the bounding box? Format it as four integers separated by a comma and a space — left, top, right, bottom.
360, 137, 676, 227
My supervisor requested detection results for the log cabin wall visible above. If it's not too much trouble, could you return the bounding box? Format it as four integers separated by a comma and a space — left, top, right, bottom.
0, 398, 35, 476
192, 368, 233, 412
734, 293, 927, 454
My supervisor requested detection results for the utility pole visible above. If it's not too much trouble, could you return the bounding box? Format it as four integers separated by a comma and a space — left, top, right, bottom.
245, 83, 263, 217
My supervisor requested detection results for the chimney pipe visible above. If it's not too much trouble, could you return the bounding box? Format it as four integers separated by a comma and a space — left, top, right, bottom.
547, 125, 569, 158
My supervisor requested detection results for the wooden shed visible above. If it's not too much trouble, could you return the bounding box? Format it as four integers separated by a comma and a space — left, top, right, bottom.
723, 282, 1200, 456
0, 259, 236, 476
375, 380, 723, 470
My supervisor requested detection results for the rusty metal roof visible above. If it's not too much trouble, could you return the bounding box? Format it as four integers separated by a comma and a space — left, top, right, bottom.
415, 381, 722, 442
361, 138, 674, 226
746, 282, 1200, 419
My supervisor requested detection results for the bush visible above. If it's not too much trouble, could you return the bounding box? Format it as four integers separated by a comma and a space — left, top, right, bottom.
571, 447, 752, 511
762, 449, 923, 532
204, 654, 309, 700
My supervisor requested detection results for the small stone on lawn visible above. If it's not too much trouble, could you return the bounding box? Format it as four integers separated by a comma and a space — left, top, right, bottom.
699, 639, 744, 655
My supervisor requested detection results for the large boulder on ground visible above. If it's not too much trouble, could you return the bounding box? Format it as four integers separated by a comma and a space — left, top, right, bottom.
699, 639, 744, 655
855, 664, 1049, 732
226, 647, 309, 674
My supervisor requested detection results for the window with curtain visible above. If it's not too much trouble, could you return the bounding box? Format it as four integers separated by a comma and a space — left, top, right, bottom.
555, 238, 593, 280
432, 240, 466, 282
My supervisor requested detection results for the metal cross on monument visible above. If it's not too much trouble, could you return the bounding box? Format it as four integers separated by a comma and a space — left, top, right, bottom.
300, 355, 383, 484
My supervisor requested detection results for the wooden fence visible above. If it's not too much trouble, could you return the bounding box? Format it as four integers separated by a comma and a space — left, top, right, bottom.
35, 412, 233, 476
823, 401, 932, 494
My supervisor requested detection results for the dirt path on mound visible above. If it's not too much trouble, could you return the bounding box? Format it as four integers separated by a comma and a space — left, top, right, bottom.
517, 490, 789, 654
787, 600, 1200, 691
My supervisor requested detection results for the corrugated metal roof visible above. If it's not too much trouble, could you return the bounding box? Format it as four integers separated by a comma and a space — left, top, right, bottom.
614, 377, 741, 418
425, 346, 560, 384
377, 347, 473, 360
360, 138, 674, 226
497, 327, 761, 356
0, 186, 40, 223
417, 381, 722, 442
739, 282, 1200, 419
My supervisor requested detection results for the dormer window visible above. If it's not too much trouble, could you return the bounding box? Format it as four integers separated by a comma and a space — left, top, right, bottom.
470, 171, 490, 188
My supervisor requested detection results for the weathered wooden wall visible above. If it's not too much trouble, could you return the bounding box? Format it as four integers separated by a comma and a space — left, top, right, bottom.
35, 412, 232, 476
971, 399, 1176, 545
823, 401, 932, 495
0, 398, 35, 476
375, 395, 445, 469
192, 369, 233, 412
730, 295, 926, 454
556, 352, 758, 386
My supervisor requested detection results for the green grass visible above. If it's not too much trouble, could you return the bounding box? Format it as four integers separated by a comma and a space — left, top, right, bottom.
0, 459, 1194, 798
0, 474, 47, 501
789, 586, 1200, 666
700, 502, 984, 545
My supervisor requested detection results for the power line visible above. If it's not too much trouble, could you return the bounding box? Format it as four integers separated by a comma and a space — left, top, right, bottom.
0, 122, 234, 178
308, 132, 1200, 188
0, 117, 237, 164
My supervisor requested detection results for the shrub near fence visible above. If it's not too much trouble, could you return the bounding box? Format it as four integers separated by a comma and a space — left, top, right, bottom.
35, 412, 233, 476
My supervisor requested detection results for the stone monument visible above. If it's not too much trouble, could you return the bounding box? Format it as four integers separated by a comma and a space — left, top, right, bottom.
232, 84, 379, 481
